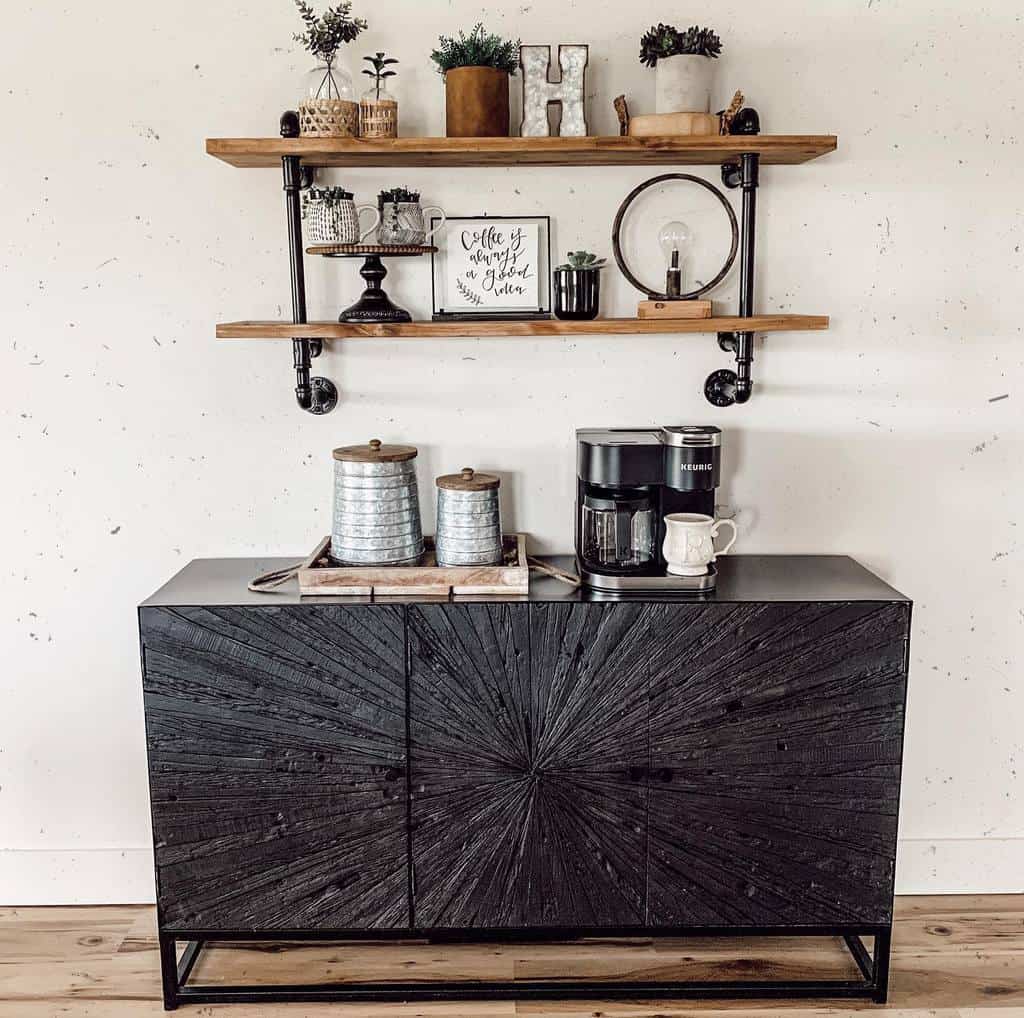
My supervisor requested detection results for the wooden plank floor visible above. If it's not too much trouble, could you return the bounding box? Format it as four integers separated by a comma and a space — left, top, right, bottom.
0, 896, 1021, 1017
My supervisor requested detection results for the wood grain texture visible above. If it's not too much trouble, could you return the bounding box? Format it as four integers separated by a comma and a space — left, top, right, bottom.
407, 603, 650, 928
297, 535, 529, 597
646, 602, 910, 927
307, 243, 436, 256
215, 315, 830, 340
140, 604, 409, 932
205, 135, 838, 169
3, 896, 1024, 1014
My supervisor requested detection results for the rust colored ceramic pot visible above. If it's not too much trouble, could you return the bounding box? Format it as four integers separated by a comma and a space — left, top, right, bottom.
444, 66, 510, 137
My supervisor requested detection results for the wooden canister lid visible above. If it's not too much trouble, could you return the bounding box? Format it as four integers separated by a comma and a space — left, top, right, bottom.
333, 438, 418, 463
436, 467, 500, 491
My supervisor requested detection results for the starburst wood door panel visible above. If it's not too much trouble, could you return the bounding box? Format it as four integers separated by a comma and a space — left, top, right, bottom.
141, 604, 409, 931
408, 602, 650, 928
646, 601, 910, 928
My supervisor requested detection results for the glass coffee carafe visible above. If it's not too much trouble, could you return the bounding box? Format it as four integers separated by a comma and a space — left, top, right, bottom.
580, 488, 656, 572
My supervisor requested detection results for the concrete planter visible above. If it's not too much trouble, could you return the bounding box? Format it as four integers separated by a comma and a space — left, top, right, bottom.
655, 54, 715, 114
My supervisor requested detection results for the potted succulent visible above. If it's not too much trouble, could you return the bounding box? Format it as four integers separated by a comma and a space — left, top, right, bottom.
639, 23, 722, 114
430, 24, 521, 137
553, 251, 606, 321
293, 0, 367, 138
302, 186, 380, 244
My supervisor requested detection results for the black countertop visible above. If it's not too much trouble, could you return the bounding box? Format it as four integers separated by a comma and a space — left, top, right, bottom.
141, 554, 909, 608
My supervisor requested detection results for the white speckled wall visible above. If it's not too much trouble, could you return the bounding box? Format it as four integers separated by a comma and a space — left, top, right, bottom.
1, 0, 1020, 904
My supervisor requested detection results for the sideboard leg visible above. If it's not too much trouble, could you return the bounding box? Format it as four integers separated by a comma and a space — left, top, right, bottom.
872, 925, 893, 1003
158, 933, 179, 1011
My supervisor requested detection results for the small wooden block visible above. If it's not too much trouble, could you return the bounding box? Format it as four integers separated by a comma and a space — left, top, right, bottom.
628, 113, 720, 138
638, 299, 713, 320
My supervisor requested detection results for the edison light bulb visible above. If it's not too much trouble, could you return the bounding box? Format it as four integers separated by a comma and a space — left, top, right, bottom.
658, 220, 692, 298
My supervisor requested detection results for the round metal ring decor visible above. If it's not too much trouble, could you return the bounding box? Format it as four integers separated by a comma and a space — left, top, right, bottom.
612, 173, 739, 301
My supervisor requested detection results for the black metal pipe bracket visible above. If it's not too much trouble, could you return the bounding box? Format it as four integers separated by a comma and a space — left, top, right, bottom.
706, 146, 760, 407
280, 112, 337, 415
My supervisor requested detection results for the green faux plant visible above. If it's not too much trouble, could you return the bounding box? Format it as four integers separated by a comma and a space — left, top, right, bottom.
430, 24, 521, 75
378, 186, 420, 207
639, 23, 722, 67
555, 251, 607, 271
362, 51, 398, 99
302, 186, 353, 217
293, 0, 367, 65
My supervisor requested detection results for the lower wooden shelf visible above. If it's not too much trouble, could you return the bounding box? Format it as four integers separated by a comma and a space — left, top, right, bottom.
216, 315, 829, 340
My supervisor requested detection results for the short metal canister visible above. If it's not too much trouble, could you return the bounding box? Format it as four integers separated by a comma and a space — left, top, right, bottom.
435, 468, 502, 566
332, 439, 424, 565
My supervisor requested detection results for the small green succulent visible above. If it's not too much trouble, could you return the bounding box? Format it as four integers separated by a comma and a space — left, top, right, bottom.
302, 186, 353, 217
378, 186, 420, 207
639, 23, 722, 67
556, 251, 606, 271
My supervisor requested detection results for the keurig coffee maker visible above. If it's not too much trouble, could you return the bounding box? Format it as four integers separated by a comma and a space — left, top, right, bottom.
575, 425, 722, 591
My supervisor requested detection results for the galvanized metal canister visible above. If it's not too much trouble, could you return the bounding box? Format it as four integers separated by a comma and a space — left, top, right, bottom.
435, 468, 502, 567
332, 439, 424, 565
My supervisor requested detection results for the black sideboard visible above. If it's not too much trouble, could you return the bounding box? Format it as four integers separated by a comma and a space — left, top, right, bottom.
139, 554, 911, 1010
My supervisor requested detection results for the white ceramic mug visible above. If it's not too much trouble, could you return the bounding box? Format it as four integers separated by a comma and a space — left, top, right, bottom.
336, 199, 381, 244
305, 197, 380, 245
662, 512, 737, 576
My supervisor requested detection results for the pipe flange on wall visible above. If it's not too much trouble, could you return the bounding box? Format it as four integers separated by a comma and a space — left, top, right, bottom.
300, 377, 339, 415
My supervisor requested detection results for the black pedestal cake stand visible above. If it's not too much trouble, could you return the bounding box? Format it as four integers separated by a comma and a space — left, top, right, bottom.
307, 244, 436, 323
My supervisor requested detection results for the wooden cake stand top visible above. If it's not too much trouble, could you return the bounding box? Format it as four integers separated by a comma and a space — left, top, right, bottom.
306, 243, 437, 257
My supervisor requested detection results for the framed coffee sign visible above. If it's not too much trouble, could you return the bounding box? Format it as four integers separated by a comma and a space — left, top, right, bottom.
431, 215, 551, 320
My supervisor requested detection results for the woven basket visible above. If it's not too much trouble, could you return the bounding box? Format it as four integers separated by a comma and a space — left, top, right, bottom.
299, 98, 359, 138
359, 99, 398, 139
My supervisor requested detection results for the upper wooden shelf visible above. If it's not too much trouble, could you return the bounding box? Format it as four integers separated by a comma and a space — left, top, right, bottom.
206, 135, 837, 169
216, 315, 829, 340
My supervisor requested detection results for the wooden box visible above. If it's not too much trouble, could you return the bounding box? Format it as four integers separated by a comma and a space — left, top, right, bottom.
297, 534, 529, 597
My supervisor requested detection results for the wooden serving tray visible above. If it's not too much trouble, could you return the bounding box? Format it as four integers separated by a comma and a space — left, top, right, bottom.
297, 534, 528, 596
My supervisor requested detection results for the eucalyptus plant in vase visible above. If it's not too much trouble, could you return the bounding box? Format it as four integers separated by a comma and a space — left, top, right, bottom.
293, 0, 367, 137
359, 52, 399, 138
639, 23, 722, 114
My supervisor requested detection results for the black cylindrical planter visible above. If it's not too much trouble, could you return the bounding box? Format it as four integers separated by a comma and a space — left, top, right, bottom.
553, 268, 601, 320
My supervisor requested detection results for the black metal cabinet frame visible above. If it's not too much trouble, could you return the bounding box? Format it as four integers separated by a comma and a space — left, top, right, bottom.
141, 597, 909, 1010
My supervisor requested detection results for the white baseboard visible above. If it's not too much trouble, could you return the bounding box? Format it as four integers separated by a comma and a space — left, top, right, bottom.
1, 840, 1021, 906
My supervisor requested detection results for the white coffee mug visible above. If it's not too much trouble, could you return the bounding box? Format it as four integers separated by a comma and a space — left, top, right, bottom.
336, 199, 381, 244
663, 513, 737, 576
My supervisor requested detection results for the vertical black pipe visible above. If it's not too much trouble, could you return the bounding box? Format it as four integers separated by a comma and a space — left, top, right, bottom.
735, 152, 759, 403
283, 154, 313, 411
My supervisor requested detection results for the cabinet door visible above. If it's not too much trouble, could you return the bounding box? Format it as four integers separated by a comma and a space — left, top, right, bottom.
141, 604, 408, 931
647, 601, 909, 927
408, 602, 649, 928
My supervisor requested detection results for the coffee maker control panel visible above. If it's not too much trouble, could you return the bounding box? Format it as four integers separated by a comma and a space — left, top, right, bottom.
660, 426, 721, 493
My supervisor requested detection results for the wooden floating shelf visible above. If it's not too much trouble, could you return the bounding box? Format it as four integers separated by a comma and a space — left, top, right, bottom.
216, 315, 829, 340
206, 135, 837, 169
